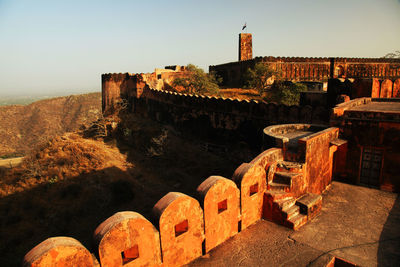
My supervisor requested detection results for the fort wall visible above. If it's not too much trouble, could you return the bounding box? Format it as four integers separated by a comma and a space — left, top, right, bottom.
100, 73, 330, 147
25, 143, 336, 266
210, 57, 400, 87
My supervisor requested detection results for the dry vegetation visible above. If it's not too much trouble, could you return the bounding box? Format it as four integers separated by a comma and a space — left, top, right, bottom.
218, 88, 263, 101
0, 111, 252, 266
0, 92, 101, 158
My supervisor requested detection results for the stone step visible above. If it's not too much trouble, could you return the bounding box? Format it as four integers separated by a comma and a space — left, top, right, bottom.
264, 190, 293, 201
273, 172, 293, 185
296, 193, 323, 220
273, 171, 302, 186
276, 160, 304, 173
269, 182, 291, 192
274, 197, 296, 210
282, 205, 300, 221
285, 213, 308, 230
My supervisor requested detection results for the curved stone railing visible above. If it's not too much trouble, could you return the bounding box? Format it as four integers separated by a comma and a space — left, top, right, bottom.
263, 123, 328, 152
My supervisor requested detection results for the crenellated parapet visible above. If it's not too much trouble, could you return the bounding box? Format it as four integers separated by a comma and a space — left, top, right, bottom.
101, 71, 330, 147
25, 122, 342, 266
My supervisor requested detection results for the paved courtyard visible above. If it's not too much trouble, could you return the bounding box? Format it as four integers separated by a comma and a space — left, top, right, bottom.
189, 182, 400, 267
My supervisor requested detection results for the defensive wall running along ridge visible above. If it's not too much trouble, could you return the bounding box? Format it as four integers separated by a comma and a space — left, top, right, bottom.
101, 70, 400, 148
101, 72, 331, 147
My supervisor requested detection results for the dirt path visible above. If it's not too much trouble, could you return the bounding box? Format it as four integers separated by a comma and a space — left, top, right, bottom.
0, 157, 23, 168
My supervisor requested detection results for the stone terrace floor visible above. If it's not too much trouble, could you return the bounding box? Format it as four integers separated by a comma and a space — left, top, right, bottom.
188, 182, 400, 267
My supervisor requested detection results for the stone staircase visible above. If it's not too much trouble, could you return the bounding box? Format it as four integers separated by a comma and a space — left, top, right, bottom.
264, 160, 322, 230
268, 160, 303, 193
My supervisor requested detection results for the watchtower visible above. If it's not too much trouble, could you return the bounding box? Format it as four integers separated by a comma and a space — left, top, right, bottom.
239, 33, 252, 61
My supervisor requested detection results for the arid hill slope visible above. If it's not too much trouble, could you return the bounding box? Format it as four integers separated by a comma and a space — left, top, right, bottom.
0, 112, 248, 267
0, 93, 101, 157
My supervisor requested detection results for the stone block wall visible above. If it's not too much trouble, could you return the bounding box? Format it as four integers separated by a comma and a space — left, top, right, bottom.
25, 145, 336, 266
297, 128, 339, 195
209, 57, 400, 88
102, 72, 330, 148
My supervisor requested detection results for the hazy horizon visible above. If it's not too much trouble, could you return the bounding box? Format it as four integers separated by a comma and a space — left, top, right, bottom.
1, 0, 400, 96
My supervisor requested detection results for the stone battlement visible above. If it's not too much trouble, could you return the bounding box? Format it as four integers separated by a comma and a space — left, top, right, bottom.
25, 127, 341, 266
101, 70, 330, 148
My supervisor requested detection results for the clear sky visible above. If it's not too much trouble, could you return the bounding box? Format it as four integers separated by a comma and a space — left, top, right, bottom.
0, 0, 399, 96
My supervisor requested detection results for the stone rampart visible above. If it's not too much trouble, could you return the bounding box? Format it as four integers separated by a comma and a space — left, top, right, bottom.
210, 57, 400, 87
101, 72, 330, 147
24, 145, 335, 266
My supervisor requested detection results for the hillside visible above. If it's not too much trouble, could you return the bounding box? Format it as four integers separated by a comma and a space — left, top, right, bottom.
0, 93, 102, 157
0, 112, 249, 266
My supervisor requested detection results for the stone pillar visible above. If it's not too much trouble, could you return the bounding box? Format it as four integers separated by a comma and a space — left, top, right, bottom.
239, 33, 252, 61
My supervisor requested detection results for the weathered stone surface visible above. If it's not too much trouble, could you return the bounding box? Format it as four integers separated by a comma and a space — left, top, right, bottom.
232, 163, 266, 229
197, 176, 240, 253
93, 211, 161, 267
380, 79, 393, 98
153, 192, 204, 266
297, 127, 339, 195
23, 237, 94, 267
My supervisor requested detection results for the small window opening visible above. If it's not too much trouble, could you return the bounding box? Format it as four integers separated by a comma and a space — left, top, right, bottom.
250, 183, 259, 196
157, 74, 162, 79
218, 199, 228, 213
175, 219, 189, 237
121, 244, 139, 265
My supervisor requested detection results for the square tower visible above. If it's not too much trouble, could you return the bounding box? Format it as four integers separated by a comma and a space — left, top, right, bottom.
239, 33, 252, 61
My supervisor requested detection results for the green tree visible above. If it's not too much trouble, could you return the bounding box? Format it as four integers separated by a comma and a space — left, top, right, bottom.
267, 81, 307, 106
172, 64, 221, 95
382, 51, 400, 58
245, 62, 281, 94
245, 62, 307, 105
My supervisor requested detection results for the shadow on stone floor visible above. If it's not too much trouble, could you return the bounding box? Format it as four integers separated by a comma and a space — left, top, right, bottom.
378, 194, 400, 266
